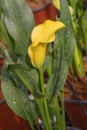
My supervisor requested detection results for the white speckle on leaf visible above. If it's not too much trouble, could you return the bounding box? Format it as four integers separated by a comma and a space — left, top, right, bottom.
12, 101, 16, 105
28, 94, 34, 100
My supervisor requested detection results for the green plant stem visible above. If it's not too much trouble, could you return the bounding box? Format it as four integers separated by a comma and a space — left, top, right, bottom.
54, 95, 62, 130
47, 56, 52, 77
39, 67, 52, 130
35, 120, 40, 130
72, 44, 85, 78
60, 90, 66, 130
13, 68, 51, 130
14, 69, 35, 130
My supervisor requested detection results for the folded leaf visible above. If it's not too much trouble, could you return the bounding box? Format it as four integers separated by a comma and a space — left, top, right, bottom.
1, 0, 34, 54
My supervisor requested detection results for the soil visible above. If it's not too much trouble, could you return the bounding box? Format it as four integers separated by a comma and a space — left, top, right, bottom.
64, 58, 87, 101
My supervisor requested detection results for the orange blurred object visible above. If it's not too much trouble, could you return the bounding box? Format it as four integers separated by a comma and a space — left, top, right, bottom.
0, 91, 30, 130
26, 0, 58, 25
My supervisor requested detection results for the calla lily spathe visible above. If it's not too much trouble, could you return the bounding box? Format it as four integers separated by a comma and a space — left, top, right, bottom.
52, 0, 60, 10
52, 0, 73, 16
28, 20, 65, 69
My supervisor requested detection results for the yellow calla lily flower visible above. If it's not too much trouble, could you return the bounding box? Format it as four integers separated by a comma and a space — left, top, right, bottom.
52, 0, 60, 10
31, 20, 65, 46
52, 0, 74, 16
28, 43, 47, 68
28, 20, 65, 69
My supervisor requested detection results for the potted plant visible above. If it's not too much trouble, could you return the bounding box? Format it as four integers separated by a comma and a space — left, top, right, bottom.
64, 0, 87, 129
0, 0, 76, 129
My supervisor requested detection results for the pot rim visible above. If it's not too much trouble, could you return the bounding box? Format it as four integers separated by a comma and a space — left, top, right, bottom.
67, 126, 81, 130
0, 98, 5, 104
32, 0, 52, 12
65, 97, 87, 104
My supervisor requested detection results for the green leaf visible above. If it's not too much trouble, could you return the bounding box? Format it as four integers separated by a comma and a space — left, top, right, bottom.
46, 33, 68, 102
3, 50, 17, 64
81, 10, 87, 54
46, 75, 54, 101
46, 0, 76, 102
0, 0, 3, 13
59, 0, 76, 66
2, 0, 34, 54
8, 64, 39, 94
17, 54, 32, 68
1, 65, 39, 122
0, 19, 14, 49
7, 63, 45, 99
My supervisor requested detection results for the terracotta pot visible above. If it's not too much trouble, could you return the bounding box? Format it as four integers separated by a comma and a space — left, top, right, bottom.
0, 55, 4, 74
26, 0, 58, 25
65, 98, 87, 130
0, 55, 30, 130
0, 55, 4, 89
0, 40, 6, 75
64, 57, 87, 130
0, 90, 30, 130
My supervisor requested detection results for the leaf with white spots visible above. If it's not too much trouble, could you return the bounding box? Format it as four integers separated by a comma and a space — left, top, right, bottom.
1, 0, 34, 54
46, 0, 76, 102
1, 64, 39, 121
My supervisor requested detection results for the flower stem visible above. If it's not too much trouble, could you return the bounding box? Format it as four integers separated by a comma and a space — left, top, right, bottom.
60, 90, 66, 130
72, 44, 85, 78
14, 69, 35, 130
39, 67, 52, 130
54, 95, 62, 130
